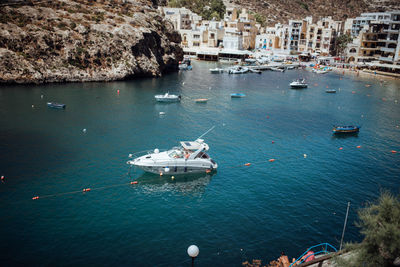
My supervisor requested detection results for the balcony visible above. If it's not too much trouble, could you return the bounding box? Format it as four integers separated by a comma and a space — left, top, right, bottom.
380, 47, 396, 53
378, 38, 398, 43
379, 56, 394, 62
384, 28, 400, 33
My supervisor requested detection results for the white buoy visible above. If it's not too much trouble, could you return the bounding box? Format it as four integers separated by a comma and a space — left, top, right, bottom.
40, 95, 44, 99
171, 176, 175, 180
159, 112, 165, 115
83, 128, 87, 133
128, 154, 133, 158
182, 82, 185, 85
303, 154, 307, 158
31, 105, 34, 108
164, 167, 170, 173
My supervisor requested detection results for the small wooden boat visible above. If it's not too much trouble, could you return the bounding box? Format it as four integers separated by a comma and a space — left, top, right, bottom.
195, 98, 208, 103
47, 102, 66, 109
326, 89, 337, 93
231, 93, 246, 98
333, 125, 360, 134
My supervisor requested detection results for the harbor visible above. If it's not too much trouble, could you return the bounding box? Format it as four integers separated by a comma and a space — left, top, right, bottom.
1, 60, 399, 266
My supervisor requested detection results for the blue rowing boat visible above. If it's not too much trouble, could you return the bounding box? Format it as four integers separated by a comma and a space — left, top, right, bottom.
333, 125, 360, 134
231, 93, 246, 98
47, 102, 66, 109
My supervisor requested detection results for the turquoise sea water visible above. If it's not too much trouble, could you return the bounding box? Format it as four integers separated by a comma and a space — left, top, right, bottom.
0, 61, 400, 266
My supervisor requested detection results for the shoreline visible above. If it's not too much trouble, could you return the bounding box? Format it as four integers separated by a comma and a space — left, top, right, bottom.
330, 66, 400, 81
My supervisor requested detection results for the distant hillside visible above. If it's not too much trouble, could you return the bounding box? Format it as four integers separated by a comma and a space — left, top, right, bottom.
224, 0, 400, 25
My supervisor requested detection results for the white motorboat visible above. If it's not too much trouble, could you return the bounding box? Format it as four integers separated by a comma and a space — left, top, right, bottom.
271, 67, 285, 72
313, 69, 328, 74
290, 79, 308, 88
154, 92, 181, 102
210, 68, 224, 74
228, 66, 249, 74
127, 128, 217, 175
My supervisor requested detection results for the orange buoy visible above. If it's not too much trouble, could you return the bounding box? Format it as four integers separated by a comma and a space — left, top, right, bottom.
160, 172, 163, 176
272, 141, 275, 144
352, 91, 356, 94
32, 196, 39, 200
83, 188, 91, 192
391, 150, 397, 154
326, 86, 329, 88
117, 90, 120, 94
1, 175, 4, 180
356, 145, 361, 148
266, 115, 270, 119
339, 147, 343, 150
269, 159, 275, 162
206, 169, 212, 173
130, 181, 138, 184
244, 163, 251, 166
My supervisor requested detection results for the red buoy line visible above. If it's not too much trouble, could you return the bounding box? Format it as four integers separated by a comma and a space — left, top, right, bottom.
0, 144, 389, 201
31, 181, 139, 200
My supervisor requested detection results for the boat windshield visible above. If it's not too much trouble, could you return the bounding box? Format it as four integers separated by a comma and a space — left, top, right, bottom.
168, 150, 183, 158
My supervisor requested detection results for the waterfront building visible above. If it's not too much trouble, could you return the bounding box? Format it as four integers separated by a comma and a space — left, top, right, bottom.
345, 11, 400, 65
349, 12, 391, 37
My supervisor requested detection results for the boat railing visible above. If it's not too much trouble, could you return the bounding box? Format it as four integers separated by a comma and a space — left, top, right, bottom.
289, 243, 337, 267
128, 148, 173, 159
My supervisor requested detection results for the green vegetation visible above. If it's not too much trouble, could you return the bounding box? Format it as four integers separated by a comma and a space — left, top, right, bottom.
253, 13, 266, 27
297, 1, 309, 11
168, 0, 226, 20
337, 191, 400, 267
335, 33, 353, 56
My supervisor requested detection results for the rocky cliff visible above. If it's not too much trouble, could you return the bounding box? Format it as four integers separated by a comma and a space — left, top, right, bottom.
0, 0, 183, 83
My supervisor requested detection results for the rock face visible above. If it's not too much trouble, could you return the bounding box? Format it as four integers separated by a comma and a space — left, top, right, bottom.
0, 0, 183, 83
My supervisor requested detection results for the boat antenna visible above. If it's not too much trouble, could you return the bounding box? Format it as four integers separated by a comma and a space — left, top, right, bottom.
197, 126, 215, 140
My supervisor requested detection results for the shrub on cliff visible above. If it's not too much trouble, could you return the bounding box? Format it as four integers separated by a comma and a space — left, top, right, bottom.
338, 191, 400, 267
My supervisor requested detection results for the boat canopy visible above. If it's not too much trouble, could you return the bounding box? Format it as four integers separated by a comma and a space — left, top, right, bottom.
180, 139, 209, 151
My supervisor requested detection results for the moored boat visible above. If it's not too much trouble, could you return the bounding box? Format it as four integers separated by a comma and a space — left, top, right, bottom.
195, 98, 208, 103
210, 68, 224, 74
249, 69, 262, 74
155, 92, 181, 102
228, 66, 249, 74
47, 102, 66, 109
127, 128, 217, 175
290, 79, 308, 88
271, 67, 285, 72
326, 89, 337, 93
231, 93, 246, 98
333, 125, 360, 134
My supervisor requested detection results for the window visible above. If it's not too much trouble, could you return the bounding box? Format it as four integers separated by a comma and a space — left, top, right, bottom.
193, 35, 200, 39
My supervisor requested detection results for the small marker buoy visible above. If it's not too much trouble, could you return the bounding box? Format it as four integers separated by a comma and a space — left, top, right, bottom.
269, 159, 275, 162
339, 147, 343, 150
171, 176, 175, 179
271, 141, 274, 144
382, 98, 386, 101
130, 181, 138, 184
266, 115, 270, 119
159, 112, 165, 115
356, 145, 361, 148
117, 90, 120, 94
32, 104, 34, 108
326, 86, 329, 88
244, 163, 251, 166
83, 128, 87, 133
160, 172, 163, 176
1, 175, 4, 180
303, 154, 307, 158
352, 91, 356, 94
391, 150, 397, 154
32, 196, 39, 200
41, 95, 44, 99
182, 82, 185, 85
83, 188, 91, 192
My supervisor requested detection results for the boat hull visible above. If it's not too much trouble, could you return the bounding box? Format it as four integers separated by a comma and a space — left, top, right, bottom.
128, 161, 217, 175
290, 84, 308, 88
333, 126, 360, 134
